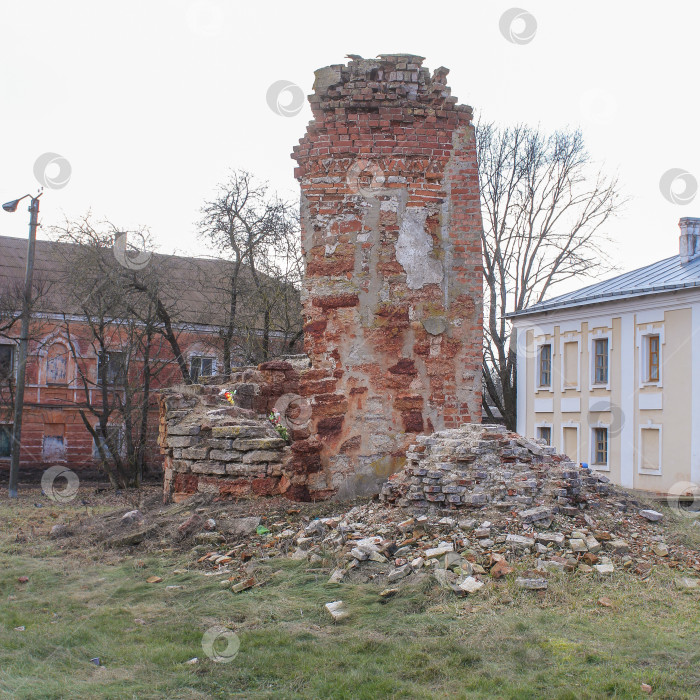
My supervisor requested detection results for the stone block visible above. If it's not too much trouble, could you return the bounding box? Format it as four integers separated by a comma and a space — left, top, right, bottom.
242, 450, 284, 464
166, 436, 199, 448
235, 437, 286, 450
209, 449, 243, 462
181, 447, 210, 460
190, 461, 226, 475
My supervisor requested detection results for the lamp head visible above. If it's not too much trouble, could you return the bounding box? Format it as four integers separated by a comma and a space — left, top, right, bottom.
2, 194, 33, 213
2, 199, 20, 213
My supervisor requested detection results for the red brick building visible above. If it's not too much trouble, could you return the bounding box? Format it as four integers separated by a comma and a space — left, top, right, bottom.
0, 235, 300, 477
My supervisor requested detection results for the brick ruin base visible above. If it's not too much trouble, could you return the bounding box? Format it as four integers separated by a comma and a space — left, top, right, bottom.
161, 54, 484, 503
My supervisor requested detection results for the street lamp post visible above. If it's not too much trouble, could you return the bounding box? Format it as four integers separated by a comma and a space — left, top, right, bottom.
2, 192, 42, 498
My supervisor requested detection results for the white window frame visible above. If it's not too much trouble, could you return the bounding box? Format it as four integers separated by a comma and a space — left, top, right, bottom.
189, 354, 217, 381
589, 424, 610, 472
534, 340, 554, 393
589, 329, 612, 391
559, 334, 581, 392
636, 325, 664, 388
535, 421, 553, 446
560, 422, 580, 464
638, 423, 663, 476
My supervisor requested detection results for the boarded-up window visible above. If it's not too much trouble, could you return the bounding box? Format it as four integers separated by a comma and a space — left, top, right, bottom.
641, 428, 660, 471
563, 426, 578, 462
46, 344, 68, 384
563, 342, 578, 388
42, 427, 66, 461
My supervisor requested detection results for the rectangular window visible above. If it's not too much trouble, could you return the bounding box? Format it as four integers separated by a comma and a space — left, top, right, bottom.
593, 427, 608, 466
190, 356, 214, 382
93, 426, 124, 460
641, 428, 660, 472
97, 351, 126, 385
0, 424, 11, 457
594, 338, 609, 384
538, 344, 552, 388
0, 345, 14, 381
648, 335, 660, 382
563, 341, 579, 388
537, 426, 552, 445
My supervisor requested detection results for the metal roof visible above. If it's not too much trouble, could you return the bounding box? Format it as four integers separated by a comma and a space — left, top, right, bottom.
507, 254, 700, 319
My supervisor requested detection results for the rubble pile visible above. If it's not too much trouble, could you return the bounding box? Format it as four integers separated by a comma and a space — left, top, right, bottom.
380, 423, 611, 513
192, 425, 700, 596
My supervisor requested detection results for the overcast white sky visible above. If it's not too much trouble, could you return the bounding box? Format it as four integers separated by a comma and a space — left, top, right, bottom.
1, 0, 699, 284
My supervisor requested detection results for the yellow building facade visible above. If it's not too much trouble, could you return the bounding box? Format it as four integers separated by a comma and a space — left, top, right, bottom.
510, 218, 700, 495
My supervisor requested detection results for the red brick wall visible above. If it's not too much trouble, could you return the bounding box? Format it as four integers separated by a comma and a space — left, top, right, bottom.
291, 54, 483, 497
0, 317, 238, 476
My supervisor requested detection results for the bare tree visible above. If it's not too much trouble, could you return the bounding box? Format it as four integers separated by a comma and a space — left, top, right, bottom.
52, 217, 176, 487
197, 170, 303, 370
478, 123, 626, 430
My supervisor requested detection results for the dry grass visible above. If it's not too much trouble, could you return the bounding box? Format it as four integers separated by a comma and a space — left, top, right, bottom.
0, 488, 699, 699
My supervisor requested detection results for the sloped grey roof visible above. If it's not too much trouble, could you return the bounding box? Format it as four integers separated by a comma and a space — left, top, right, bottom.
508, 254, 700, 318
0, 234, 299, 330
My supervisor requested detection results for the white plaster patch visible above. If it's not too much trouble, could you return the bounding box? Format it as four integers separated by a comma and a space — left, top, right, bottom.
395, 208, 444, 289
429, 335, 442, 357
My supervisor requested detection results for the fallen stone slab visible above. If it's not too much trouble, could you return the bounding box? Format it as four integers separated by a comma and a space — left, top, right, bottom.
516, 577, 548, 590
425, 544, 454, 559
327, 568, 345, 584
458, 576, 484, 593
490, 559, 514, 579
518, 506, 554, 523
607, 539, 630, 554
652, 543, 669, 557
505, 534, 535, 549
225, 517, 261, 537
325, 600, 349, 622
594, 563, 614, 574
584, 536, 601, 553
231, 577, 255, 593
674, 577, 699, 590
639, 509, 663, 522
536, 532, 565, 546
387, 564, 412, 583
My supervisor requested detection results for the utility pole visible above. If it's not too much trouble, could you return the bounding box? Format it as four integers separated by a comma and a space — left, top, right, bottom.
3, 192, 42, 498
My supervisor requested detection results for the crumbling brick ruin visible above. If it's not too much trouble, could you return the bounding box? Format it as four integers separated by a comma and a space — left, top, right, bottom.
291, 54, 483, 495
160, 54, 483, 503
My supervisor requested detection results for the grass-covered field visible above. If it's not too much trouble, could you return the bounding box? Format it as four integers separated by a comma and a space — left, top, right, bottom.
1, 489, 699, 699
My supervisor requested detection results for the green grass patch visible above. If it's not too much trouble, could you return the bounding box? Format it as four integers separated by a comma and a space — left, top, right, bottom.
1, 547, 699, 699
